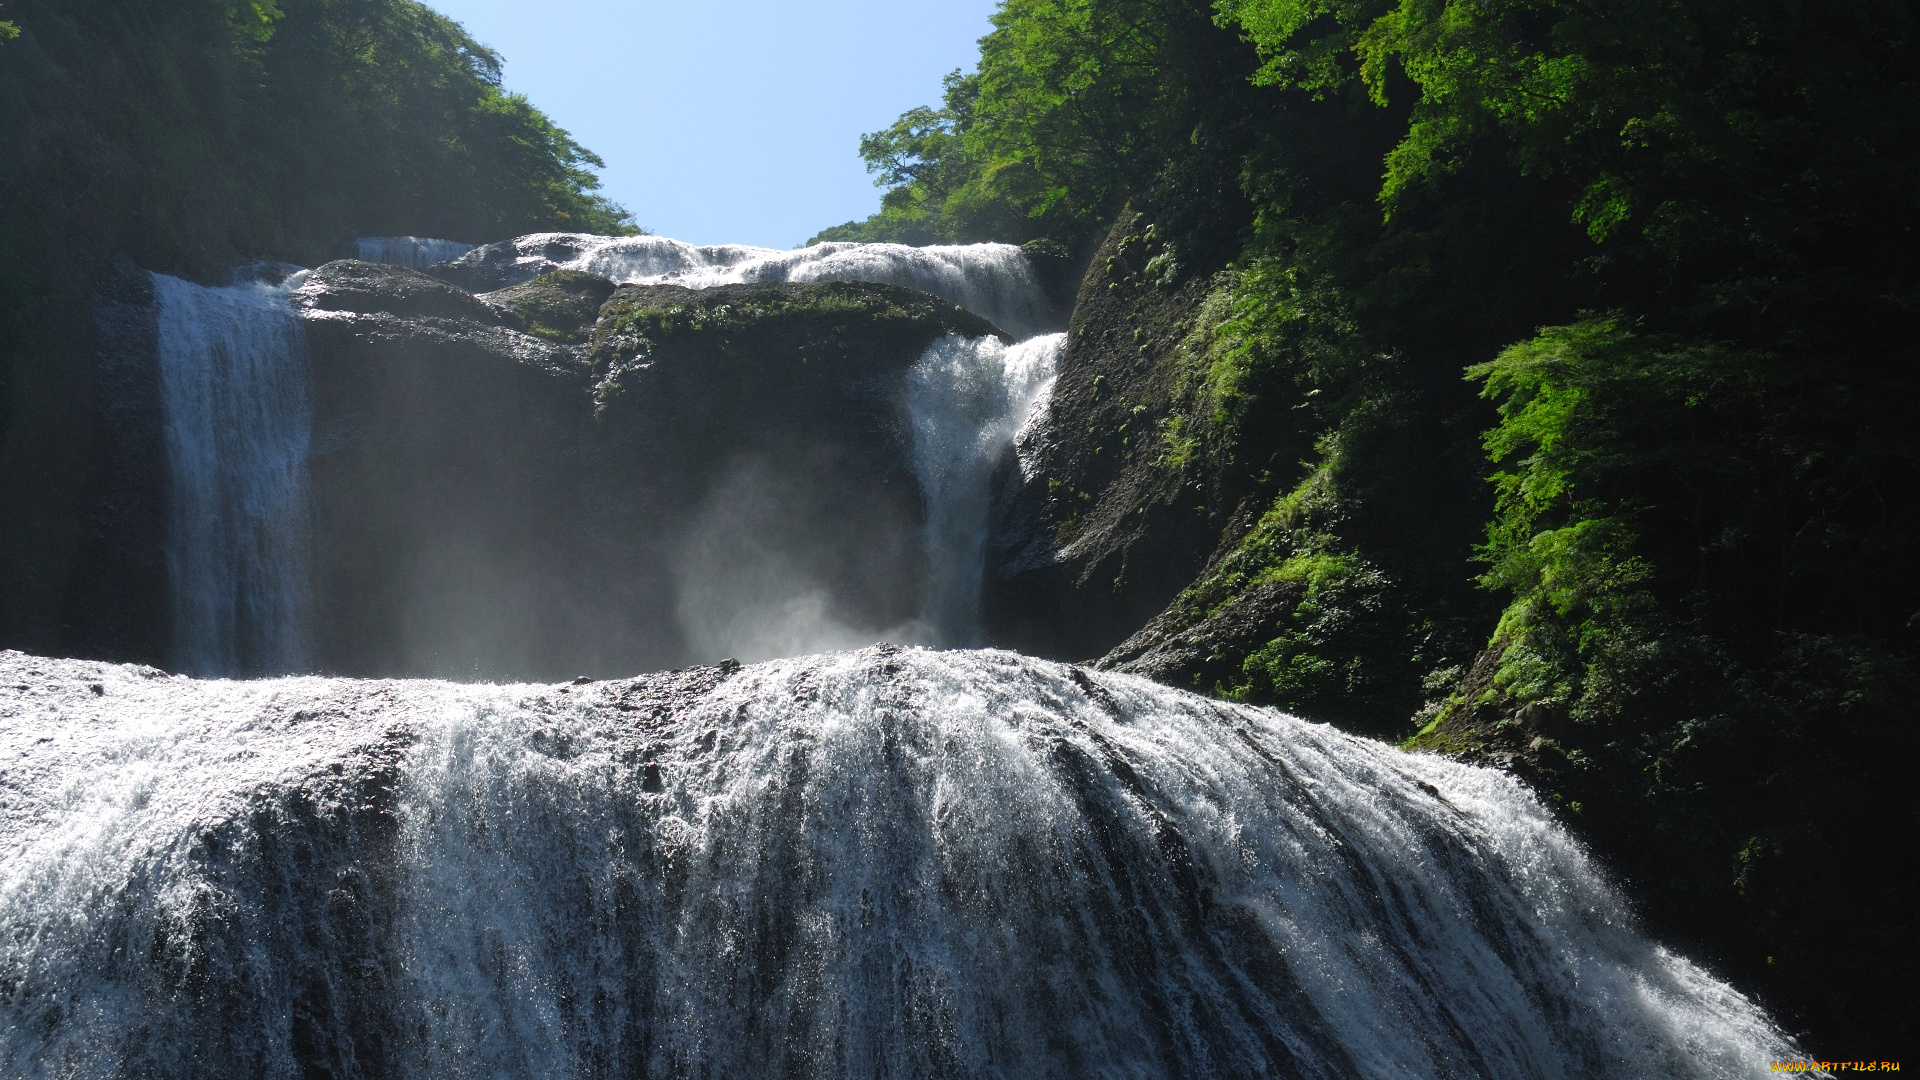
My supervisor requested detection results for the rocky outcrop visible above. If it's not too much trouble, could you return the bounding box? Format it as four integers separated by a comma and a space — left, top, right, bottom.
293, 263, 999, 679
1096, 580, 1303, 693
983, 210, 1248, 661
423, 233, 606, 292
297, 258, 506, 323
293, 262, 596, 678
485, 269, 617, 343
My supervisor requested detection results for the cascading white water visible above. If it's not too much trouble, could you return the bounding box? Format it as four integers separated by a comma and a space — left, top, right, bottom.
470, 233, 1055, 338
152, 274, 314, 677
0, 647, 1803, 1079
907, 333, 1063, 645
354, 236, 477, 268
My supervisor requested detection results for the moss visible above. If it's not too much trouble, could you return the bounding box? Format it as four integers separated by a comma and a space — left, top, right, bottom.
488, 270, 616, 344
588, 280, 1003, 433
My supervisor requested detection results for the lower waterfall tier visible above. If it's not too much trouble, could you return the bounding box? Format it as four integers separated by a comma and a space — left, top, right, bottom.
0, 647, 1794, 1078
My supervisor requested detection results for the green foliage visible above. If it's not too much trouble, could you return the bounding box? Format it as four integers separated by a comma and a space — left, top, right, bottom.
1224, 0, 1920, 298
1200, 462, 1416, 731
815, 0, 1258, 250
1213, 0, 1384, 93
862, 0, 1920, 1044
1462, 308, 1920, 1045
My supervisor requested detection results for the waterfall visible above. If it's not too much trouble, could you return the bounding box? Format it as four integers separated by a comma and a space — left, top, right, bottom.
0, 647, 1801, 1079
457, 233, 1055, 338
907, 333, 1063, 645
151, 274, 313, 677
354, 236, 477, 268
145, 232, 1058, 672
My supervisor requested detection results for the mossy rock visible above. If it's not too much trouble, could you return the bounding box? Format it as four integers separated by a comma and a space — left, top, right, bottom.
589, 280, 1005, 423
486, 269, 618, 344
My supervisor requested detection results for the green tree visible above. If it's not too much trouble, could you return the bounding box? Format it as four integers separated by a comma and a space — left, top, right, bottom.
817, 0, 1250, 248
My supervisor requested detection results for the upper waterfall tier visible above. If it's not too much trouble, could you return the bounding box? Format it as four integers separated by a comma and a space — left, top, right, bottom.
908, 333, 1064, 646
0, 647, 1798, 1079
427, 233, 1056, 340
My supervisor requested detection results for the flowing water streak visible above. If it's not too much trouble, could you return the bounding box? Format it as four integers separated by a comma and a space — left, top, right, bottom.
906, 333, 1063, 645
354, 236, 477, 269
0, 647, 1802, 1079
152, 274, 314, 676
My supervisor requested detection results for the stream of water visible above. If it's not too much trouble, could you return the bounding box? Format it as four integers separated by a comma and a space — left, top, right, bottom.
0, 647, 1800, 1078
355, 236, 477, 269
908, 333, 1064, 645
151, 273, 314, 677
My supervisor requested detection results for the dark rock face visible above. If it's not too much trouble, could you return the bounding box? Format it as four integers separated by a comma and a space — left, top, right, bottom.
983, 211, 1244, 661
64, 259, 171, 665
295, 265, 998, 679
1017, 236, 1086, 320
295, 263, 599, 678
485, 269, 617, 343
0, 256, 170, 667
587, 283, 1007, 668
298, 259, 505, 323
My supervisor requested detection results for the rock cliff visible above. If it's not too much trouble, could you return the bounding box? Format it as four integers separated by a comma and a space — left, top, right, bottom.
295, 263, 1001, 678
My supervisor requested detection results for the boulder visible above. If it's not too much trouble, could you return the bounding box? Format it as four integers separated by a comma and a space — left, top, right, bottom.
423, 233, 602, 292
296, 260, 506, 324
484, 270, 618, 344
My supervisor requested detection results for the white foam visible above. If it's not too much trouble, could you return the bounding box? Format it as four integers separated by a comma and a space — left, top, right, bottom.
0, 648, 1803, 1078
480, 233, 1054, 338
907, 333, 1063, 644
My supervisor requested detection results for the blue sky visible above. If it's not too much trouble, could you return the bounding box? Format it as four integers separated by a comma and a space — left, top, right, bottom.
426, 0, 1001, 248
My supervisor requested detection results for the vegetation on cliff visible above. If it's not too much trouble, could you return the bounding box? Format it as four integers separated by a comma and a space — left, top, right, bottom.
838, 0, 1918, 1051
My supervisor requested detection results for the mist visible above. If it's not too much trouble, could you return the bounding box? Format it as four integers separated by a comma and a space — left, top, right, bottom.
674, 452, 933, 664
